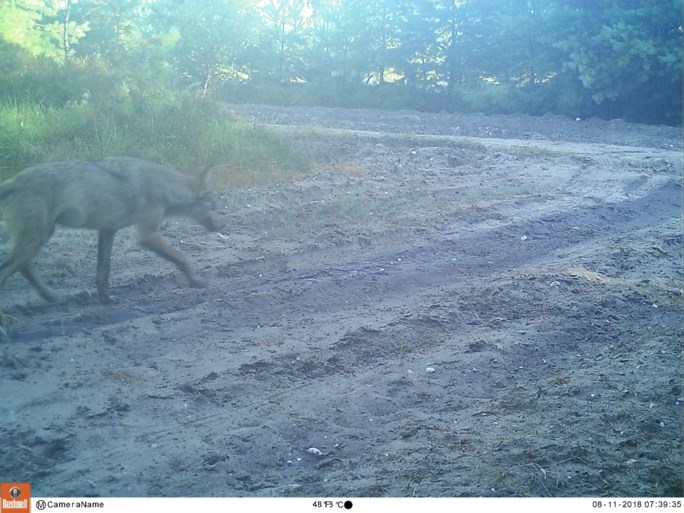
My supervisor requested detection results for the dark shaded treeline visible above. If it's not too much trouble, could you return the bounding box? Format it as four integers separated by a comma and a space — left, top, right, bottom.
1, 0, 681, 124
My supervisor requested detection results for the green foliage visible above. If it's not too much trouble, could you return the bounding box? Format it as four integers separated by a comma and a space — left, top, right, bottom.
0, 0, 681, 126
257, 0, 312, 82
0, 95, 306, 185
153, 0, 260, 96
0, 0, 56, 58
555, 1, 683, 123
0, 101, 88, 178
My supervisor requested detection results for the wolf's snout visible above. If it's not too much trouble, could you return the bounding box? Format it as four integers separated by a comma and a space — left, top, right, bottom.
203, 211, 225, 232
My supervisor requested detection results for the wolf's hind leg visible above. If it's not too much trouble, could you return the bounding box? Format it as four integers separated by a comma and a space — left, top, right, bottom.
20, 263, 57, 302
0, 231, 56, 301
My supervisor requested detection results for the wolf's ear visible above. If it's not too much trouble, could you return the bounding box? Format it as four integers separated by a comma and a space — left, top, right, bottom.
195, 165, 214, 188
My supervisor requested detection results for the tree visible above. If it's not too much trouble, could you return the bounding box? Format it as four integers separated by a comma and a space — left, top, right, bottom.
0, 0, 55, 58
257, 0, 311, 82
43, 0, 90, 64
153, 0, 260, 97
555, 0, 683, 122
0, 0, 681, 123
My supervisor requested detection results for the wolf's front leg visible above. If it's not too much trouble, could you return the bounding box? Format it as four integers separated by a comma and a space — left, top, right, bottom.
137, 232, 207, 289
96, 230, 116, 303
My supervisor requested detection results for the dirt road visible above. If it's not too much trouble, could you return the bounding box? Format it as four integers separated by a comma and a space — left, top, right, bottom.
1, 106, 682, 497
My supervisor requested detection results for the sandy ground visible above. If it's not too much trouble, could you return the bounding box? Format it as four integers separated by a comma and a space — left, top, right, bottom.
0, 106, 682, 497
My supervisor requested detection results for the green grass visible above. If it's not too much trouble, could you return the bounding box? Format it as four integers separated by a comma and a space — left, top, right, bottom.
0, 95, 308, 187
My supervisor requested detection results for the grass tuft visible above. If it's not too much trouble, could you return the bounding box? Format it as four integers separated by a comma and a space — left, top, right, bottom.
0, 95, 308, 187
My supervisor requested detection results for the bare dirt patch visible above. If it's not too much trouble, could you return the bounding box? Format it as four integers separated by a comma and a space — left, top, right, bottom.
1, 106, 682, 497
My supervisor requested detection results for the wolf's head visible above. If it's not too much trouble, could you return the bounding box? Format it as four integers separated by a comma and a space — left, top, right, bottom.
183, 166, 225, 232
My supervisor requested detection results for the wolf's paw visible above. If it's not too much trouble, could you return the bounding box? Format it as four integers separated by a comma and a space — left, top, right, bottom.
189, 276, 208, 288
0, 312, 16, 325
98, 291, 119, 305
38, 288, 58, 302
0, 313, 15, 343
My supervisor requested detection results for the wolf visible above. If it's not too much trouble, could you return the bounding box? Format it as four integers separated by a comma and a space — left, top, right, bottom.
0, 157, 225, 306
